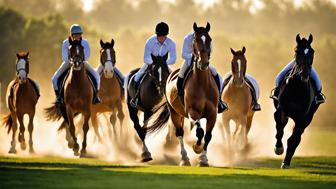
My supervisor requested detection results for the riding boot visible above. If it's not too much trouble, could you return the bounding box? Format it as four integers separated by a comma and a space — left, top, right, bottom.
177, 76, 184, 105
250, 88, 261, 111
213, 74, 228, 113
54, 90, 63, 104
270, 87, 280, 101
130, 80, 141, 108
315, 91, 326, 104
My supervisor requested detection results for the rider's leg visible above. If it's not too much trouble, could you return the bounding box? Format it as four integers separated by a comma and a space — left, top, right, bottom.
210, 66, 228, 113
130, 64, 149, 107
51, 61, 70, 103
311, 68, 325, 104
177, 60, 192, 104
271, 60, 295, 100
245, 74, 261, 111
84, 61, 101, 104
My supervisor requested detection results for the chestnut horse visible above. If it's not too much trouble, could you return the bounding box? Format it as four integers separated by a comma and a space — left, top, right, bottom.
147, 22, 219, 167
221, 47, 259, 151
2, 52, 39, 154
45, 37, 93, 157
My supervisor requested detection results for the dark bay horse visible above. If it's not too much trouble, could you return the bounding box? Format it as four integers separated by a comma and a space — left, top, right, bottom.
2, 52, 39, 154
125, 53, 170, 162
147, 22, 219, 167
45, 37, 93, 157
273, 34, 321, 168
91, 39, 125, 140
221, 47, 257, 151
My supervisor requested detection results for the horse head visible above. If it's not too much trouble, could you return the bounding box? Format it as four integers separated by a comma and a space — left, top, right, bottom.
230, 47, 247, 87
100, 39, 116, 78
68, 37, 85, 71
16, 51, 30, 84
291, 34, 314, 83
192, 22, 212, 71
150, 53, 169, 94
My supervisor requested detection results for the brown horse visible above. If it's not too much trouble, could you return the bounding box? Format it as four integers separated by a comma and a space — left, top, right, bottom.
45, 37, 93, 157
221, 47, 258, 151
90, 39, 125, 140
2, 52, 39, 154
146, 22, 219, 166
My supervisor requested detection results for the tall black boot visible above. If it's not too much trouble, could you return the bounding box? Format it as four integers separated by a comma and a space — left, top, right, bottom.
130, 80, 141, 108
213, 74, 228, 113
55, 89, 63, 104
250, 88, 261, 111
177, 76, 184, 105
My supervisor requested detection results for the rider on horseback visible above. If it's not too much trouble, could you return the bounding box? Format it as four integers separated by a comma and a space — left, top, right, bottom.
176, 30, 229, 113
270, 35, 325, 105
130, 22, 176, 108
52, 24, 101, 104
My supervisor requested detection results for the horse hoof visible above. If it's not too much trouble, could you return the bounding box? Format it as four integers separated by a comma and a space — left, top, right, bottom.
179, 159, 191, 166
274, 146, 284, 155
8, 148, 17, 154
199, 161, 209, 167
141, 151, 153, 162
80, 152, 88, 158
281, 163, 290, 169
20, 142, 27, 150
68, 142, 74, 149
192, 144, 204, 154
29, 148, 35, 154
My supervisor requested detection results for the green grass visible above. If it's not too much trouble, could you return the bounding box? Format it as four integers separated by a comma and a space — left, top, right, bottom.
0, 156, 335, 189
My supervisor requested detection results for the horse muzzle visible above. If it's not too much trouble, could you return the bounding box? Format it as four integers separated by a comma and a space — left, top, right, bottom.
104, 69, 114, 79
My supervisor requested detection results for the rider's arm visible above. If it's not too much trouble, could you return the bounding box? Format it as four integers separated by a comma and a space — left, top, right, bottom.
182, 33, 193, 61
167, 40, 176, 65
144, 38, 154, 65
82, 39, 91, 61
62, 40, 69, 62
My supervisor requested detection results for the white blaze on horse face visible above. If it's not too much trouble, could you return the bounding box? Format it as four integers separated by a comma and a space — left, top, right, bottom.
201, 35, 206, 45
237, 59, 241, 78
158, 67, 162, 82
17, 59, 27, 82
304, 48, 309, 55
76, 46, 79, 54
103, 49, 114, 78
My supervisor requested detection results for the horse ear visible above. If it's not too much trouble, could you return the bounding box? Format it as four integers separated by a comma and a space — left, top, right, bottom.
151, 54, 156, 62
111, 39, 115, 47
16, 53, 20, 59
163, 53, 168, 61
26, 51, 29, 57
100, 39, 104, 48
193, 22, 198, 32
242, 46, 246, 54
296, 33, 301, 43
230, 48, 236, 56
308, 34, 313, 44
206, 22, 210, 32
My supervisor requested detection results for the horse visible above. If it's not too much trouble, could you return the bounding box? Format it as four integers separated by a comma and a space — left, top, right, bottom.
91, 39, 125, 140
125, 53, 170, 162
273, 34, 321, 168
146, 22, 220, 167
221, 47, 259, 151
45, 37, 93, 157
2, 51, 39, 154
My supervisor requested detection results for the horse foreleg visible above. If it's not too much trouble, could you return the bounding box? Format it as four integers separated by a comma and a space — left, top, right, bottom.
8, 113, 18, 154
110, 109, 117, 138
66, 108, 79, 156
80, 113, 90, 158
91, 113, 103, 143
28, 112, 35, 154
199, 113, 216, 167
274, 109, 288, 155
17, 113, 26, 151
192, 120, 204, 154
116, 100, 125, 137
222, 118, 231, 150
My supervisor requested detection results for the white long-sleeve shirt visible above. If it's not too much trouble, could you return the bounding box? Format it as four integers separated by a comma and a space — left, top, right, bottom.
62, 38, 90, 62
143, 35, 176, 65
182, 32, 212, 63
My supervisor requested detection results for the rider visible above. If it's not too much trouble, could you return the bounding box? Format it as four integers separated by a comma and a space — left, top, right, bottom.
176, 31, 229, 113
270, 58, 325, 104
51, 24, 101, 104
130, 22, 176, 108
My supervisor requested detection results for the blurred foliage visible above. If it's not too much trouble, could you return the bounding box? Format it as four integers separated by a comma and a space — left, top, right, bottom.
0, 0, 335, 128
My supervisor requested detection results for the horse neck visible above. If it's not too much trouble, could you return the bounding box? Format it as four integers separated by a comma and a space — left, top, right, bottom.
69, 66, 87, 85
192, 62, 211, 84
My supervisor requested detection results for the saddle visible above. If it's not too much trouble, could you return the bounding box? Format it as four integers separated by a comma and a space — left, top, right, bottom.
222, 74, 256, 94
10, 78, 40, 99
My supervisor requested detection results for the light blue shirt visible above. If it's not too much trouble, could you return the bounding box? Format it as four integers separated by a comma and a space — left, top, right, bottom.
182, 32, 213, 63
62, 38, 90, 62
144, 35, 176, 65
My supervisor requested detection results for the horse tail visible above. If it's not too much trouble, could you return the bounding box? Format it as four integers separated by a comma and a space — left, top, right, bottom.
57, 120, 67, 132
2, 113, 13, 134
146, 103, 170, 134
44, 102, 63, 121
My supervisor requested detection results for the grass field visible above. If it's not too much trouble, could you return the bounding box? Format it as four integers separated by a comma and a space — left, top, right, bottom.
0, 156, 335, 189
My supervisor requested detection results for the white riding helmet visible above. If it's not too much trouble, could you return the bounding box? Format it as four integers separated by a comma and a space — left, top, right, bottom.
70, 24, 83, 35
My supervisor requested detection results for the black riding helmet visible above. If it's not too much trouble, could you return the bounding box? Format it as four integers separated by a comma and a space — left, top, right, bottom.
155, 22, 169, 36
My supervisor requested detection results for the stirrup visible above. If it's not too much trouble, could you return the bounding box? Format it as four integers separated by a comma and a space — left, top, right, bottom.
93, 95, 102, 104
315, 93, 326, 104
130, 98, 139, 108
252, 103, 261, 111
270, 88, 279, 101
218, 101, 228, 113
